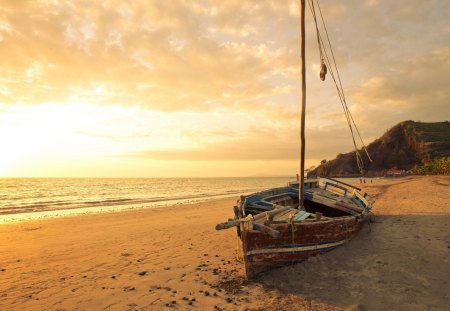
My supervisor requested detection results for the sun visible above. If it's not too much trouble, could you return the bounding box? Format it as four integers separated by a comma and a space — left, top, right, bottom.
0, 102, 111, 177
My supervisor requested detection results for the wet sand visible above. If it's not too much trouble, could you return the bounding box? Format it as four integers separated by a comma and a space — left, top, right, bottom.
0, 175, 449, 310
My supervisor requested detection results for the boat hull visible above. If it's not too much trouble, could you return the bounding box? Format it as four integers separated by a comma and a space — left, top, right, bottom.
240, 214, 368, 278
214, 178, 373, 278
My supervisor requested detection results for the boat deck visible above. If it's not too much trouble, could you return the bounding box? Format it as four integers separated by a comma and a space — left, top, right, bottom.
307, 187, 356, 206
250, 186, 364, 224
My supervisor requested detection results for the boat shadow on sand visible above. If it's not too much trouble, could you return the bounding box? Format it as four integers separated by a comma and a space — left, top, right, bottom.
245, 212, 450, 311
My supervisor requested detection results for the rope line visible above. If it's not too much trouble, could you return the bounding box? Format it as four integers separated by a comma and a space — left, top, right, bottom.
315, 0, 373, 164
307, 0, 372, 175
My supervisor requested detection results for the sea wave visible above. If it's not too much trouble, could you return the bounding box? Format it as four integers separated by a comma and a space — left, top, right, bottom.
0, 177, 296, 220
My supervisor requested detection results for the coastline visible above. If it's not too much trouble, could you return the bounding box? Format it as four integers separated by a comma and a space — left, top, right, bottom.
0, 176, 384, 224
0, 192, 241, 224
0, 176, 299, 223
0, 175, 448, 310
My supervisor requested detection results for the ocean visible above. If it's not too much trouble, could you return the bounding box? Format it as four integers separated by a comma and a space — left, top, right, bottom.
0, 177, 298, 222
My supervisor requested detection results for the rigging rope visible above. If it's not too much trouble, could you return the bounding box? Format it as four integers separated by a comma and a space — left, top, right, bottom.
307, 0, 372, 175
315, 0, 373, 164
309, 1, 327, 81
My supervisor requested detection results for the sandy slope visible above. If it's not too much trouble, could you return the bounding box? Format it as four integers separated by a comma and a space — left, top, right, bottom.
0, 176, 449, 310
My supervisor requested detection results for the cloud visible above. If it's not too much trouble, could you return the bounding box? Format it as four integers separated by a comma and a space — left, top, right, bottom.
348, 47, 450, 135
137, 143, 295, 162
0, 0, 449, 176
131, 122, 360, 164
0, 0, 301, 112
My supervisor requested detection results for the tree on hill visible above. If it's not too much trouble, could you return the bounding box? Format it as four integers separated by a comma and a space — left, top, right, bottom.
416, 157, 450, 175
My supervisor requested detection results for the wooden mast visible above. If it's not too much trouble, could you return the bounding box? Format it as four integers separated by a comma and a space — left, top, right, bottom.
299, 0, 306, 209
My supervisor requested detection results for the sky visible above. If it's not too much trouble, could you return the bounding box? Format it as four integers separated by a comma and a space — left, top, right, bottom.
0, 0, 449, 177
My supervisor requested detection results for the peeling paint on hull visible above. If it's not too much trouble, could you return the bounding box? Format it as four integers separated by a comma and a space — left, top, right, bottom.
240, 215, 368, 278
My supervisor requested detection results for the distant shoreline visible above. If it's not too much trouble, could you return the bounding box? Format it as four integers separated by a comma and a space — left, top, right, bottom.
0, 192, 241, 224
0, 175, 425, 223
0, 176, 298, 223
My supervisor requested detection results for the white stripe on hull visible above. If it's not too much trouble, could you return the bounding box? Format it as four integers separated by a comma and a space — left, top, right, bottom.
246, 239, 347, 256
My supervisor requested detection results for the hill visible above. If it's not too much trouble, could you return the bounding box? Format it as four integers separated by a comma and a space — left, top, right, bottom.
308, 121, 450, 177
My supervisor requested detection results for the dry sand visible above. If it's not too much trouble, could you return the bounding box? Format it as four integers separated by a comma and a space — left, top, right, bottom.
0, 175, 449, 310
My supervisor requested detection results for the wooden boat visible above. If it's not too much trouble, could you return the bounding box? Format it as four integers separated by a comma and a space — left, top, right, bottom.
215, 0, 373, 279
216, 178, 372, 278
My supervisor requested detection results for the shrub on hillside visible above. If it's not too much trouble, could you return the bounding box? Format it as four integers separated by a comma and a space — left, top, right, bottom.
416, 157, 450, 175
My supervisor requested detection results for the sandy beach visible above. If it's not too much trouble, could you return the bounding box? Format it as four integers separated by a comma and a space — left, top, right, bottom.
0, 175, 449, 310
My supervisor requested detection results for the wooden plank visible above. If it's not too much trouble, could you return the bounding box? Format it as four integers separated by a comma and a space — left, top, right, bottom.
273, 209, 295, 221
335, 201, 363, 213
252, 223, 280, 238
215, 219, 239, 230
332, 204, 359, 216
311, 193, 337, 206
327, 177, 362, 191
293, 210, 311, 221
251, 206, 291, 220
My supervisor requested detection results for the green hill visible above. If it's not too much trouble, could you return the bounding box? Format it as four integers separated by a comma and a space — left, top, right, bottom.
308, 121, 450, 177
